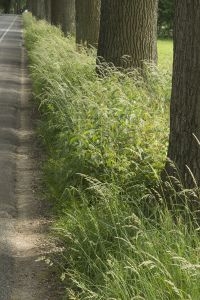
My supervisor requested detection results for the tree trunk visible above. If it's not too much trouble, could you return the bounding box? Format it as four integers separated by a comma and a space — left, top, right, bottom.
164, 0, 200, 188
51, 0, 75, 36
29, 0, 50, 21
31, 0, 39, 17
27, 0, 33, 11
97, 0, 158, 70
44, 0, 51, 22
14, 0, 22, 13
75, 0, 100, 48
37, 0, 46, 19
27, 0, 35, 13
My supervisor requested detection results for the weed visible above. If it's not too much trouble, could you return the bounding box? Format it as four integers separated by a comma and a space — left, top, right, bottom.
23, 14, 200, 300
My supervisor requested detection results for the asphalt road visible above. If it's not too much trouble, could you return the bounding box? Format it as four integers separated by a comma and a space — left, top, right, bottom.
0, 15, 22, 300
0, 15, 60, 300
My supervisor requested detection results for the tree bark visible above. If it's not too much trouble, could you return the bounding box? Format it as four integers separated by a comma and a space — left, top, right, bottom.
51, 0, 75, 36
26, 0, 33, 11
75, 0, 100, 48
31, 0, 39, 17
28, 0, 50, 21
97, 0, 158, 70
164, 0, 200, 188
44, 0, 51, 22
37, 0, 46, 19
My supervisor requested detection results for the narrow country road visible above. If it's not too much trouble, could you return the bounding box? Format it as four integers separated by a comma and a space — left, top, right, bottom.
0, 15, 60, 300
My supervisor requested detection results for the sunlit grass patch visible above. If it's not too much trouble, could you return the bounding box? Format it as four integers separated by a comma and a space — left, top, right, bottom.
157, 39, 173, 69
22, 14, 200, 300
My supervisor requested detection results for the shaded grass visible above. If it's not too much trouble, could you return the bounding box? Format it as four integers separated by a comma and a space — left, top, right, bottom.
23, 14, 200, 300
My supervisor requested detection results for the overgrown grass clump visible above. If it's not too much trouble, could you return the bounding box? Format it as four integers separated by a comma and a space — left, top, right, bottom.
23, 14, 200, 300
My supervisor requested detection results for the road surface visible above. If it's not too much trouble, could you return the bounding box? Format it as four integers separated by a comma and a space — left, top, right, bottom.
0, 15, 60, 300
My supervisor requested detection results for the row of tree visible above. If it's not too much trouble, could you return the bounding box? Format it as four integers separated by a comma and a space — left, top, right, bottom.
27, 0, 101, 50
1, 0, 199, 190
25, 0, 157, 71
27, 0, 200, 190
0, 0, 26, 13
0, 0, 173, 38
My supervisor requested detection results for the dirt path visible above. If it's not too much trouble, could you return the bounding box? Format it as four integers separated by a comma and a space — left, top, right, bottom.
0, 15, 61, 300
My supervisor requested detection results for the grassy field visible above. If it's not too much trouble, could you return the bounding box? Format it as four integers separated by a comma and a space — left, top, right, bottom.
23, 15, 200, 300
157, 39, 173, 68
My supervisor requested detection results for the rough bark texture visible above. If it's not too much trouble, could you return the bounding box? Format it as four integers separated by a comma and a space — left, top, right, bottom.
51, 0, 75, 36
31, 0, 39, 17
97, 0, 158, 70
27, 0, 35, 13
27, 0, 50, 21
75, 0, 100, 48
37, 0, 46, 19
44, 0, 51, 22
26, 0, 32, 11
165, 1, 200, 188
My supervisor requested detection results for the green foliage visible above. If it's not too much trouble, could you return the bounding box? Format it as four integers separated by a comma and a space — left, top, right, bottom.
158, 0, 174, 38
24, 14, 170, 200
22, 14, 200, 300
0, 0, 11, 13
0, 0, 26, 13
57, 184, 200, 300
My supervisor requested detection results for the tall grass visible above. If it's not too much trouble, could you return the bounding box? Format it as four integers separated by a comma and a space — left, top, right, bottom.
23, 14, 200, 300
